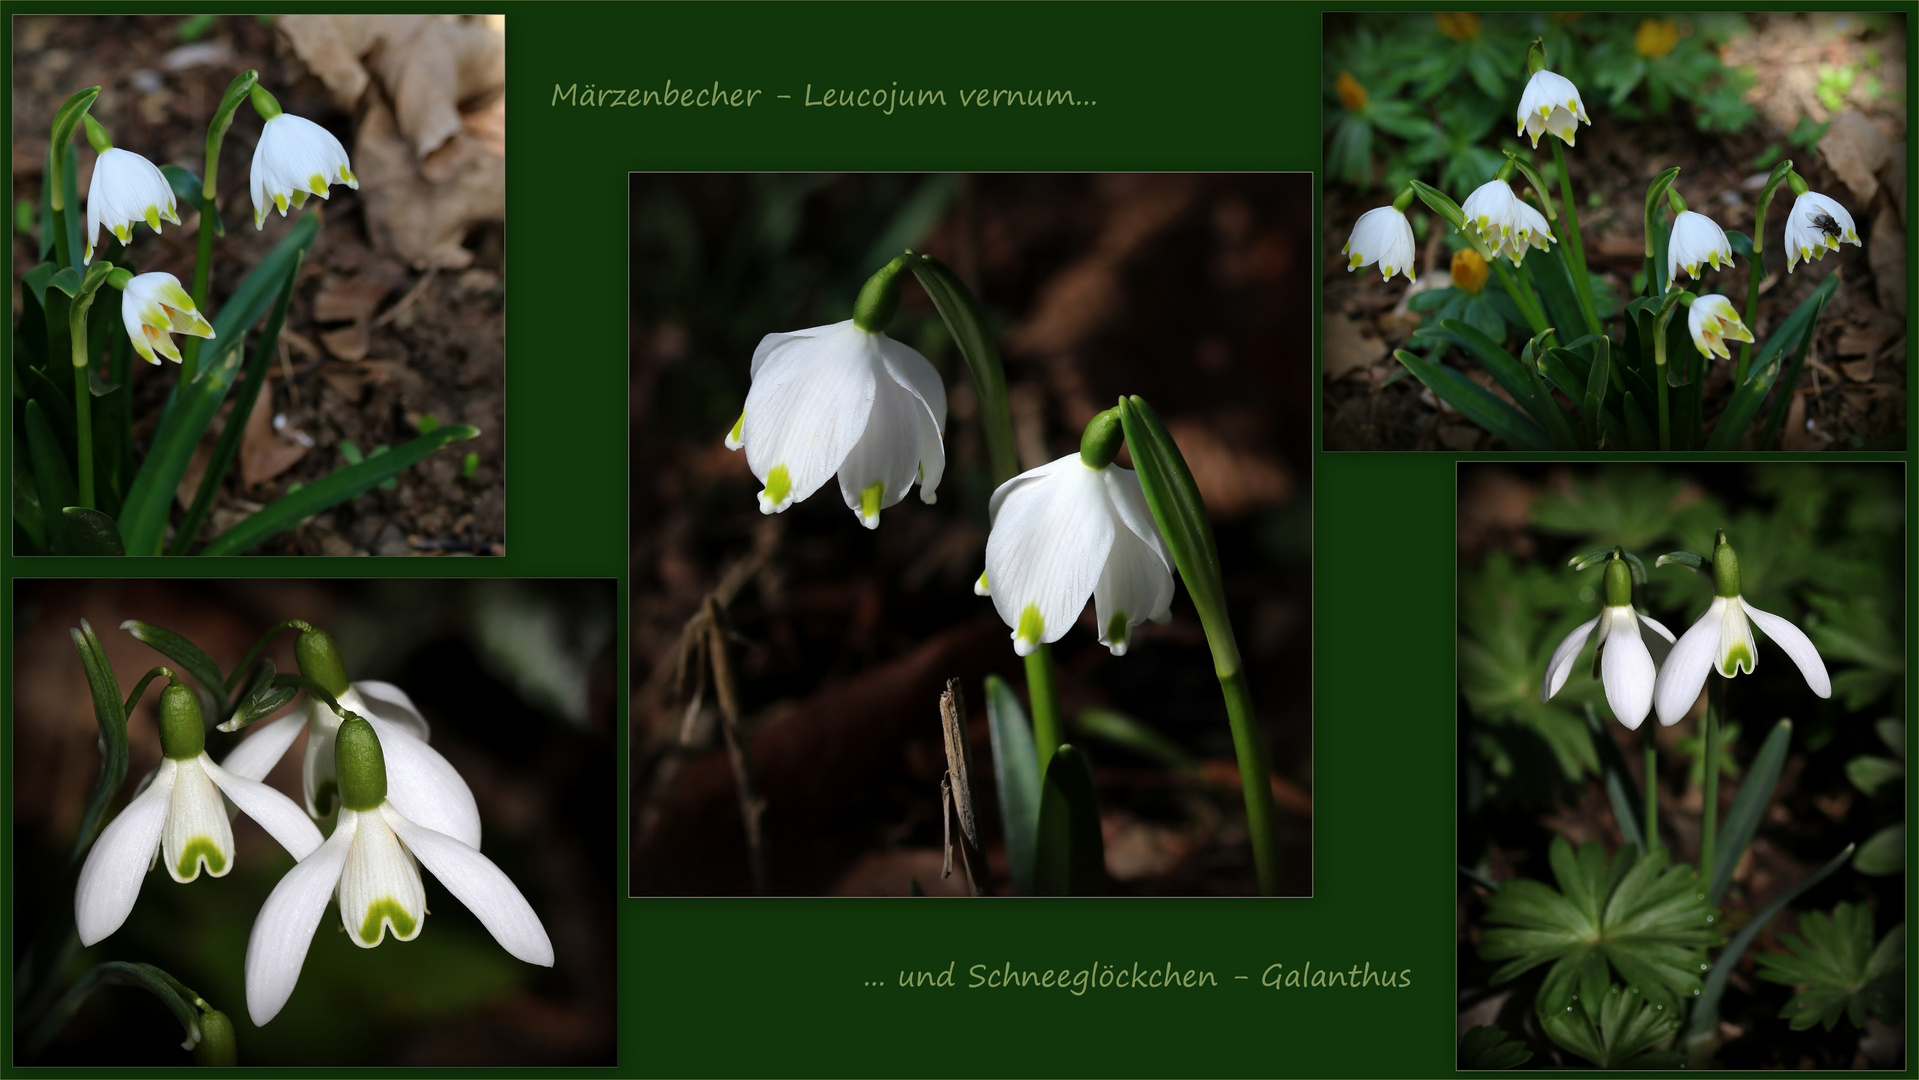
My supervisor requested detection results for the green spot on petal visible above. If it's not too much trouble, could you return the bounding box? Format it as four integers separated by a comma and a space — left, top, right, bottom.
727, 411, 745, 445
1106, 612, 1129, 649
1017, 604, 1045, 646
273, 192, 289, 212
176, 837, 226, 879
358, 897, 419, 945
144, 205, 161, 230
860, 480, 884, 523
764, 464, 791, 507
309, 173, 329, 195
112, 223, 131, 243
1720, 643, 1753, 676
340, 166, 356, 183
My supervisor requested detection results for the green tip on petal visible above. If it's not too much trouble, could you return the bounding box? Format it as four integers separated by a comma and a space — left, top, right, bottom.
974, 571, 990, 596
144, 205, 162, 231
858, 481, 884, 527
357, 897, 419, 946
725, 411, 745, 449
1105, 612, 1130, 655
309, 173, 329, 196
176, 837, 227, 880
273, 191, 289, 213
112, 223, 131, 243
760, 464, 792, 512
1720, 642, 1753, 676
1015, 604, 1045, 654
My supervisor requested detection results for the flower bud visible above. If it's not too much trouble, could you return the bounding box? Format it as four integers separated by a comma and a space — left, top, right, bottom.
1711, 530, 1741, 598
295, 628, 350, 697
334, 717, 387, 812
852, 254, 909, 334
1079, 407, 1124, 469
193, 1009, 237, 1066
158, 682, 205, 760
248, 83, 282, 120
83, 114, 113, 153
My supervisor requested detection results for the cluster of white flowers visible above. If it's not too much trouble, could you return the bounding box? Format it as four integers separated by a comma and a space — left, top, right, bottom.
75, 635, 551, 1028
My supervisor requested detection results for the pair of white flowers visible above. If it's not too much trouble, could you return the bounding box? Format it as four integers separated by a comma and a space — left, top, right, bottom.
1541, 541, 1830, 730
728, 305, 1173, 657
74, 651, 551, 1028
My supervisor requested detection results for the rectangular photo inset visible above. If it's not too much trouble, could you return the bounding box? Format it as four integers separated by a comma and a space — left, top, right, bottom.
1456, 463, 1905, 1069
632, 173, 1312, 897
10, 15, 505, 555
1322, 12, 1906, 452
11, 578, 613, 1065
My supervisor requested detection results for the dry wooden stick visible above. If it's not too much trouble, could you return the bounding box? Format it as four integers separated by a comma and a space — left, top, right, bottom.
938, 678, 990, 896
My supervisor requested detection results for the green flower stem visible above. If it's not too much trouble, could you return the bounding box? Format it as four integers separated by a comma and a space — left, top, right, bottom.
1222, 667, 1278, 896
1024, 644, 1063, 777
1488, 259, 1548, 338
1644, 726, 1660, 852
1550, 138, 1603, 337
1737, 162, 1792, 385
70, 311, 94, 508
1701, 678, 1722, 883
1653, 313, 1671, 451
180, 71, 259, 387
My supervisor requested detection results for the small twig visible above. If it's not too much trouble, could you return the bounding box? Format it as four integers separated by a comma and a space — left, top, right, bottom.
938, 678, 989, 896
373, 267, 436, 328
705, 595, 768, 895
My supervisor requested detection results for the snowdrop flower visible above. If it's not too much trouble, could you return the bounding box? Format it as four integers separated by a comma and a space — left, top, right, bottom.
978, 414, 1173, 656
250, 113, 358, 230
1783, 190, 1861, 272
1540, 551, 1675, 730
1652, 531, 1831, 727
120, 273, 215, 365
1686, 294, 1754, 360
84, 147, 179, 265
245, 718, 552, 1026
75, 682, 322, 946
1343, 205, 1417, 283
728, 261, 946, 527
1515, 70, 1590, 148
1667, 210, 1735, 282
220, 627, 480, 849
1460, 180, 1556, 265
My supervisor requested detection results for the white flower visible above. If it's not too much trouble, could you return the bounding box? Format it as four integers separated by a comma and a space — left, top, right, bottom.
222, 681, 481, 849
1652, 595, 1831, 727
250, 113, 358, 230
74, 752, 322, 946
1515, 70, 1590, 148
120, 272, 215, 365
1667, 211, 1735, 282
1460, 180, 1556, 265
1783, 190, 1861, 272
728, 319, 947, 527
83, 147, 180, 266
1541, 604, 1676, 730
1686, 294, 1754, 361
244, 720, 552, 1027
1342, 206, 1416, 283
979, 454, 1173, 656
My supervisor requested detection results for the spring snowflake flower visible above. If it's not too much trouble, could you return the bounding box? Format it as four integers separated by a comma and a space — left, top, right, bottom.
1667, 210, 1736, 282
1540, 553, 1675, 730
1460, 180, 1556, 265
1652, 532, 1831, 727
1686, 295, 1754, 361
120, 273, 216, 365
75, 683, 322, 946
1783, 191, 1861, 272
728, 320, 947, 527
250, 113, 358, 229
84, 147, 180, 265
1343, 206, 1417, 284
1515, 70, 1590, 148
244, 719, 552, 1026
978, 453, 1173, 656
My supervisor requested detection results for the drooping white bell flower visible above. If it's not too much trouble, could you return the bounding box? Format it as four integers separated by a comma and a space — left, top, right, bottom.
250, 113, 358, 230
1461, 180, 1557, 265
978, 442, 1174, 657
244, 718, 552, 1026
75, 683, 322, 946
120, 273, 216, 365
1667, 211, 1736, 283
728, 319, 947, 527
1783, 190, 1861, 272
1540, 554, 1675, 730
83, 147, 180, 266
1651, 531, 1831, 727
1342, 205, 1417, 283
1515, 70, 1590, 148
1686, 294, 1754, 361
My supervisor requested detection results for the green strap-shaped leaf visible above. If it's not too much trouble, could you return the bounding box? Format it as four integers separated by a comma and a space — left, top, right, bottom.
28, 961, 207, 1059
14, 449, 50, 552
1074, 707, 1198, 770
67, 621, 128, 865
1709, 718, 1791, 904
1756, 274, 1841, 447
1033, 744, 1105, 896
1523, 353, 1583, 449
200, 424, 481, 556
1408, 178, 1466, 229
1708, 277, 1834, 450
122, 620, 230, 723
1438, 317, 1544, 422
1394, 350, 1551, 450
984, 675, 1041, 897
1621, 391, 1656, 449
904, 253, 1018, 486
62, 507, 125, 555
1584, 707, 1646, 856
160, 164, 222, 237
25, 400, 77, 555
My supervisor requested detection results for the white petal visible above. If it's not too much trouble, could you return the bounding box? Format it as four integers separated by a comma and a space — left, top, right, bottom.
986, 455, 1078, 525
749, 323, 833, 379
250, 135, 269, 229
74, 761, 178, 946
385, 805, 554, 966
202, 755, 323, 860
336, 808, 427, 947
162, 758, 235, 882
220, 711, 307, 782
740, 320, 877, 512
1599, 608, 1656, 730
1741, 599, 1832, 699
1540, 614, 1600, 702
1716, 595, 1758, 677
876, 334, 947, 504
1639, 612, 1677, 669
352, 680, 431, 741
1093, 468, 1174, 655
371, 716, 483, 850
983, 456, 1115, 653
245, 810, 356, 1026
1653, 598, 1725, 726
301, 700, 341, 818
835, 369, 925, 528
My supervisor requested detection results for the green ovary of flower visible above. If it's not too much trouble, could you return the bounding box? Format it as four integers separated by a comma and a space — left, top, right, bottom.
177, 837, 227, 879
359, 898, 419, 945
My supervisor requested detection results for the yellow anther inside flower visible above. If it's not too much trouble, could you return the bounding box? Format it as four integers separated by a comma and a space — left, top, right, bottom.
1635, 18, 1681, 59
1435, 12, 1481, 40
1451, 248, 1489, 295
1335, 71, 1369, 113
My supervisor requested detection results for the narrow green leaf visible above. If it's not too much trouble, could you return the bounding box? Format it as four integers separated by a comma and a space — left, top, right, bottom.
229, 658, 299, 730
1622, 390, 1655, 449
25, 400, 77, 554
29, 961, 205, 1058
1756, 275, 1839, 448
62, 507, 125, 555
1074, 707, 1197, 770
1580, 336, 1610, 443
1439, 316, 1538, 411
1523, 354, 1583, 449
14, 450, 50, 552
1033, 744, 1105, 896
200, 424, 480, 556
1393, 350, 1551, 449
121, 620, 229, 722
984, 675, 1041, 896
1408, 178, 1465, 229
68, 621, 128, 864
904, 253, 1017, 485
1585, 707, 1646, 855
1710, 718, 1790, 904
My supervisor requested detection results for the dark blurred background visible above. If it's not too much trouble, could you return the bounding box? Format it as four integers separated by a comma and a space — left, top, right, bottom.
631, 173, 1313, 896
12, 579, 615, 1065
